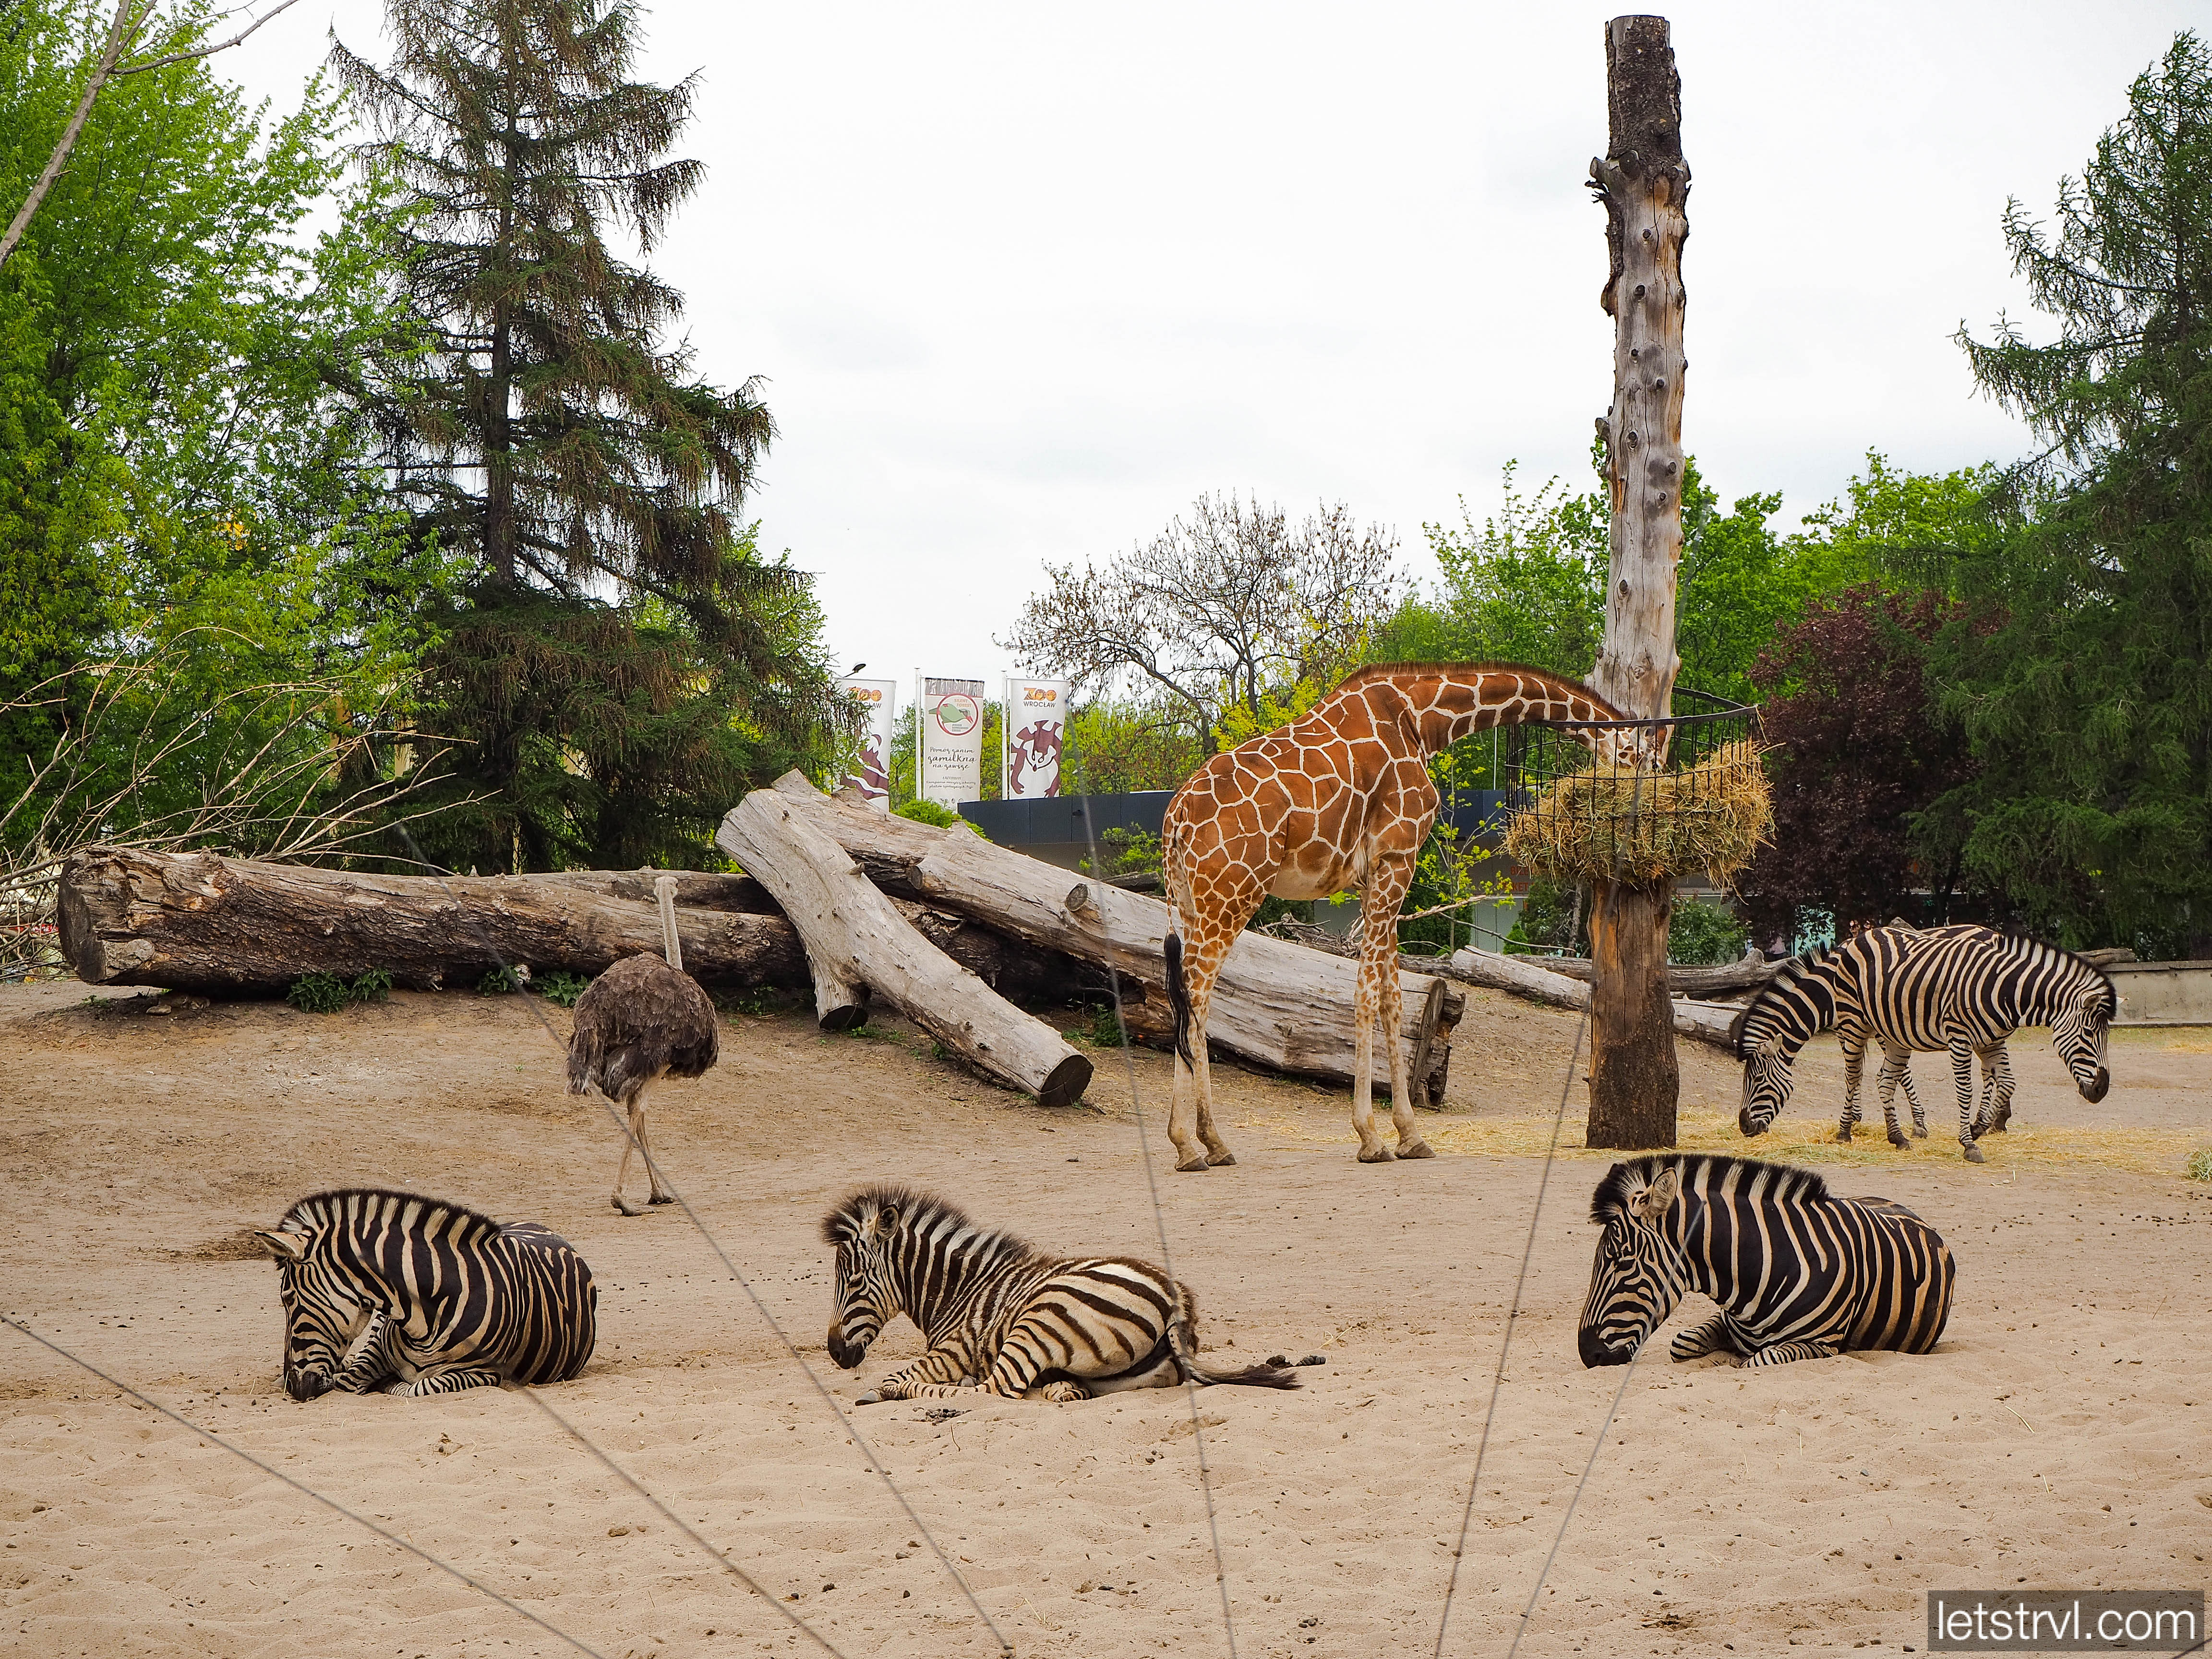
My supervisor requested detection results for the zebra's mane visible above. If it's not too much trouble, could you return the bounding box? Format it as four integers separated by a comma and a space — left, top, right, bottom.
1730, 949, 1835, 1057
276, 1187, 506, 1245
820, 1184, 1033, 1262
1589, 1154, 1830, 1224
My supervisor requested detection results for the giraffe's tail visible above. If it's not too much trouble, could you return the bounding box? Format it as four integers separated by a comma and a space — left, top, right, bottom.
1163, 931, 1195, 1070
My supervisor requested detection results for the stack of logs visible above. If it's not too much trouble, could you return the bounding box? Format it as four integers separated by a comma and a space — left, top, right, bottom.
56, 772, 1468, 1108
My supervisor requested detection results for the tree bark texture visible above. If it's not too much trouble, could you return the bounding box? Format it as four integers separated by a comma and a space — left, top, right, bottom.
1586, 880, 1682, 1146
1586, 14, 1690, 1150
717, 787, 1092, 1107
57, 847, 810, 995
736, 773, 1462, 1101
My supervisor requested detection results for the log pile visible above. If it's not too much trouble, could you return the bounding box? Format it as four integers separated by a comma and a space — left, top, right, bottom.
55, 770, 1465, 1103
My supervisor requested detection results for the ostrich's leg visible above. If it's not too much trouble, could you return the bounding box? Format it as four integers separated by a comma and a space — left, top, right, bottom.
611, 1088, 649, 1216
634, 1085, 675, 1204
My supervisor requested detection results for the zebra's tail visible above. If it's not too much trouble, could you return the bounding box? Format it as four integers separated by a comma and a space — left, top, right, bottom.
1167, 1281, 1299, 1389
1164, 931, 1195, 1069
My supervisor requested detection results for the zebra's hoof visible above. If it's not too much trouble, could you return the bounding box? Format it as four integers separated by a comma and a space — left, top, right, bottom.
1988, 1117, 2010, 1134
1397, 1139, 1437, 1160
1834, 1126, 1853, 1143
1912, 1124, 1928, 1139
1888, 1130, 1909, 1150
1174, 1153, 1212, 1173
854, 1390, 884, 1406
1357, 1144, 1396, 1163
1962, 1142, 1986, 1164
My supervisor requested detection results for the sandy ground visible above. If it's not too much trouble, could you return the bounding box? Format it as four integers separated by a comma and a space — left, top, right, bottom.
2, 978, 2208, 1659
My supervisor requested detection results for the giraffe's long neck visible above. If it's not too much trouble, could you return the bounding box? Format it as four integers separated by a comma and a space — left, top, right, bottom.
1383, 665, 1623, 755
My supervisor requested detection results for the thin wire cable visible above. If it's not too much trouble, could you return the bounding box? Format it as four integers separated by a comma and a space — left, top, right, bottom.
1080, 805, 1240, 1659
391, 829, 1014, 1656
1502, 1338, 1646, 1659
0, 1314, 609, 1659
1431, 1006, 1587, 1658
515, 1386, 847, 1658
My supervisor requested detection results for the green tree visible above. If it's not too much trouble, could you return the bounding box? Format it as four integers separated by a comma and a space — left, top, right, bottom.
1, 0, 435, 842
333, 0, 846, 871
1945, 31, 2212, 954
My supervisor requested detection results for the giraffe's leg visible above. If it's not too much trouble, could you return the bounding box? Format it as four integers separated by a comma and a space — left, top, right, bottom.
1838, 1028, 1870, 1143
1349, 919, 1391, 1163
1365, 858, 1431, 1159
611, 1090, 648, 1216
1949, 1039, 1983, 1162
1166, 879, 1263, 1173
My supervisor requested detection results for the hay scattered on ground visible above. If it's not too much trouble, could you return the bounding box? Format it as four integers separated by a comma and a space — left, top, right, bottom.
1502, 739, 1772, 884
1238, 1107, 2205, 1178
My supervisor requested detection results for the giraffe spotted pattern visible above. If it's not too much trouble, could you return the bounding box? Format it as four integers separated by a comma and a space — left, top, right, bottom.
1161, 662, 1624, 1172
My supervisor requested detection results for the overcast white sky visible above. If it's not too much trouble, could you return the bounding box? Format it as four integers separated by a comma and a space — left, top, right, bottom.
217, 1, 2207, 692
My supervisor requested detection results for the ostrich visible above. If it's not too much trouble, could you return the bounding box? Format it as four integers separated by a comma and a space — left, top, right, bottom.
566, 874, 720, 1215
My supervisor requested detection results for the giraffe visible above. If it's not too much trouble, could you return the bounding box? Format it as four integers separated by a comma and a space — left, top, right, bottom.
1160, 663, 1626, 1172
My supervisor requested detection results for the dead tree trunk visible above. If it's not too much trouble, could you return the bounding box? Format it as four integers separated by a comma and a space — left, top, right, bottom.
56, 848, 810, 994
717, 787, 1093, 1106
737, 773, 1462, 1101
1585, 13, 1690, 1150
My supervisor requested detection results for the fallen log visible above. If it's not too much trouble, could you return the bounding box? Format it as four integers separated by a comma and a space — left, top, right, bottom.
717, 787, 1091, 1107
58, 847, 811, 995
1508, 950, 1776, 997
1442, 945, 1740, 1052
734, 773, 1460, 1101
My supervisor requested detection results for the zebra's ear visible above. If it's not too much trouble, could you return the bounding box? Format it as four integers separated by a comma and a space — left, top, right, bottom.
1636, 1166, 1681, 1221
252, 1228, 308, 1263
872, 1204, 899, 1238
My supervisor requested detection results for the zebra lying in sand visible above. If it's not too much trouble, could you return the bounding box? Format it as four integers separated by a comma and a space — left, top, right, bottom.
821, 1186, 1299, 1403
1578, 1154, 1954, 1370
254, 1188, 597, 1399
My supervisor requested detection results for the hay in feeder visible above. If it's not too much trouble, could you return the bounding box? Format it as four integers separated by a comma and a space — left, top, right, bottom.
1503, 738, 1772, 885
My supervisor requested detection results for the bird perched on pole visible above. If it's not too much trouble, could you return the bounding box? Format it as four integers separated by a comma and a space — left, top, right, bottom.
566, 873, 720, 1215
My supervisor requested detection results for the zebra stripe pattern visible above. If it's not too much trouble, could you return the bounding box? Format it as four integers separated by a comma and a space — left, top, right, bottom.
1578, 1154, 1955, 1369
1732, 925, 2116, 1162
253, 1189, 598, 1400
821, 1186, 1298, 1403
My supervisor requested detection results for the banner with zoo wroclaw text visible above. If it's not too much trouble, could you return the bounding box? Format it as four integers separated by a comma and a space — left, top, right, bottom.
835, 677, 898, 812
1002, 677, 1069, 800
919, 676, 985, 808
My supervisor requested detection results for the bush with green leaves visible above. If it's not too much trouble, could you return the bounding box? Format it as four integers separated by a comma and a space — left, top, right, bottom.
893, 798, 986, 834
349, 967, 393, 1003
1668, 898, 1750, 966
477, 965, 522, 996
536, 971, 590, 1008
285, 972, 352, 1014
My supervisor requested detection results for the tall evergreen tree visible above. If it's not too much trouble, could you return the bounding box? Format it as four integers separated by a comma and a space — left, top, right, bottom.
333, 0, 844, 871
1946, 31, 2212, 955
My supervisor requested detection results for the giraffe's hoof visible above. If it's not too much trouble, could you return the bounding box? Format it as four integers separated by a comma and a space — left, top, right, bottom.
612, 1193, 648, 1217
1202, 1149, 1238, 1167
1962, 1142, 1986, 1164
648, 1193, 676, 1205
1174, 1153, 1212, 1173
1887, 1130, 1910, 1150
1357, 1145, 1396, 1163
1397, 1139, 1437, 1160
1834, 1126, 1853, 1143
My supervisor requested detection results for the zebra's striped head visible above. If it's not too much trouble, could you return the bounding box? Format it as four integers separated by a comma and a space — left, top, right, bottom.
1578, 1162, 1686, 1368
252, 1221, 375, 1402
2050, 967, 2116, 1103
1731, 956, 1825, 1138
820, 1186, 926, 1370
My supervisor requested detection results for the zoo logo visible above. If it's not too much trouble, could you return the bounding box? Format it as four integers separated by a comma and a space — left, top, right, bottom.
846, 686, 885, 704
932, 694, 981, 736
1021, 685, 1059, 705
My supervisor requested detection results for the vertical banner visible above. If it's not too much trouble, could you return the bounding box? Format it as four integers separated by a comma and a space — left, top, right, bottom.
919, 676, 985, 808
1002, 677, 1070, 800
835, 677, 898, 812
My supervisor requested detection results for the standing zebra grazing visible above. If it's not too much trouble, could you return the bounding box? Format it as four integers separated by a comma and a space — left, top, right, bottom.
1732, 924, 2116, 1162
252, 1189, 598, 1400
1578, 1154, 1955, 1370
821, 1186, 1300, 1403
